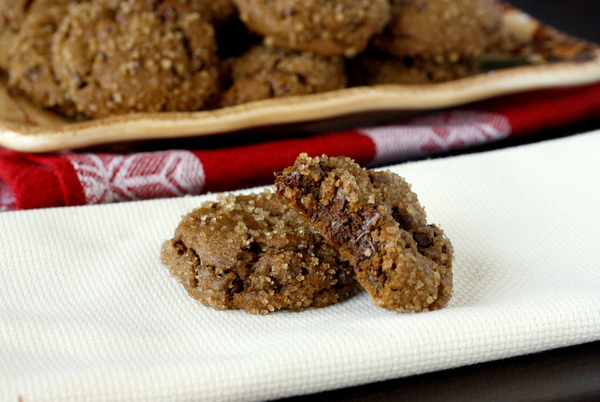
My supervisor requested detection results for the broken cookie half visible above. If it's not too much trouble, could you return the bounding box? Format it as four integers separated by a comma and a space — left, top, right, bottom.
275, 153, 453, 312
161, 190, 359, 314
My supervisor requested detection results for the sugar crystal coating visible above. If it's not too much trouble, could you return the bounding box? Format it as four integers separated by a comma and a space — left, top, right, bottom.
6, 1, 82, 115
275, 154, 453, 312
161, 190, 358, 314
51, 0, 220, 118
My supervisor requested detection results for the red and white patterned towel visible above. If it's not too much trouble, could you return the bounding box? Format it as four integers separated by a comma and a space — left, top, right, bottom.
1, 82, 600, 212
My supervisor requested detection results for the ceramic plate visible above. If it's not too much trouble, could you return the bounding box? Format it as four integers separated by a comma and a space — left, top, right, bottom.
1, 5, 599, 153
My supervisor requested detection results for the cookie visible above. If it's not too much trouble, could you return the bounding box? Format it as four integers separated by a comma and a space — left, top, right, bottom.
52, 0, 220, 118
0, 0, 27, 70
349, 51, 478, 86
0, 0, 28, 29
232, 0, 391, 57
0, 0, 76, 71
274, 154, 453, 312
372, 0, 508, 63
7, 3, 77, 115
219, 44, 347, 107
0, 0, 37, 70
161, 190, 359, 314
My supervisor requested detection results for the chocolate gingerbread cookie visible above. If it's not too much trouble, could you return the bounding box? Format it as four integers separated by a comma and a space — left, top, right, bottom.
373, 0, 507, 63
52, 0, 220, 118
233, 0, 390, 57
275, 154, 453, 312
161, 190, 359, 314
219, 44, 347, 107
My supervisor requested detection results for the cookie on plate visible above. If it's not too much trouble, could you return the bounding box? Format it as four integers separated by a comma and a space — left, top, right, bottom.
7, 3, 77, 115
161, 190, 359, 314
52, 0, 220, 118
275, 154, 453, 312
219, 44, 347, 107
0, 0, 27, 70
233, 0, 391, 57
0, 0, 78, 72
372, 0, 507, 63
349, 51, 478, 86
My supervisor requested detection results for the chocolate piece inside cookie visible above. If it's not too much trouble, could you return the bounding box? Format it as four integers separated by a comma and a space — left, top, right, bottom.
275, 154, 453, 312
161, 190, 358, 314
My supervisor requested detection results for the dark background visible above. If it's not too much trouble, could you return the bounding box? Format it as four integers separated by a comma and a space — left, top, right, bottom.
278, 2, 600, 401
509, 0, 600, 43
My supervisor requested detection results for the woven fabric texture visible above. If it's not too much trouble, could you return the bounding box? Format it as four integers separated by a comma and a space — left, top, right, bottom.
1, 130, 600, 401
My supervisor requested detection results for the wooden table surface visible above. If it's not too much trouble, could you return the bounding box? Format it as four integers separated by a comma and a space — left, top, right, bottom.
279, 2, 600, 401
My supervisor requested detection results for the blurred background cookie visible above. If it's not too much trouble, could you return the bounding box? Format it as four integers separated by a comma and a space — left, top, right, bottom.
219, 44, 347, 107
161, 191, 359, 314
0, 0, 78, 71
0, 0, 27, 71
6, 2, 81, 115
372, 0, 508, 63
1, 0, 518, 118
233, 0, 390, 57
51, 0, 220, 118
349, 50, 479, 86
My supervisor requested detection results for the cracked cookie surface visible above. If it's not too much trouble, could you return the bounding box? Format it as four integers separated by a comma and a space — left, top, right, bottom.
161, 190, 358, 314
274, 154, 453, 312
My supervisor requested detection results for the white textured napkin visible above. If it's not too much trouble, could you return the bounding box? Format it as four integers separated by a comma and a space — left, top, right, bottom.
2, 130, 600, 401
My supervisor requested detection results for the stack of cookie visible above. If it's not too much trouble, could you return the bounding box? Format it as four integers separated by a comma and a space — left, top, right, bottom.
0, 0, 509, 119
162, 154, 453, 314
